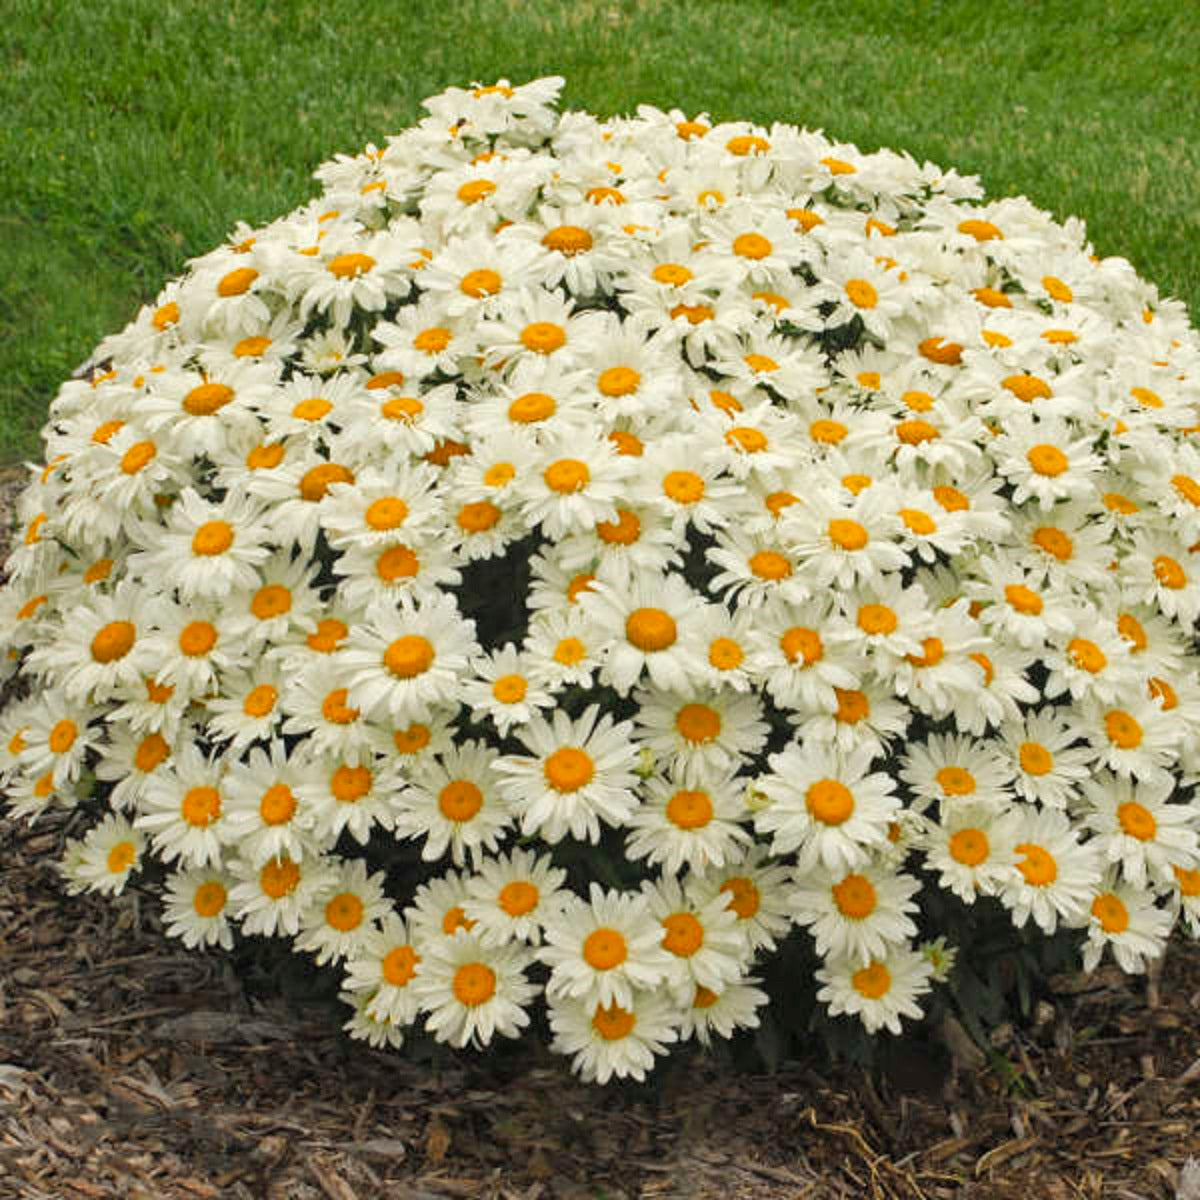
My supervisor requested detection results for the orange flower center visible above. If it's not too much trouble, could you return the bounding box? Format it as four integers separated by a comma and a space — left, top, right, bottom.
661, 912, 705, 957
91, 620, 136, 663
439, 780, 484, 822
452, 962, 496, 1006
949, 828, 989, 866
498, 880, 539, 917
543, 747, 594, 792
384, 635, 434, 678
806, 779, 854, 825
626, 607, 677, 651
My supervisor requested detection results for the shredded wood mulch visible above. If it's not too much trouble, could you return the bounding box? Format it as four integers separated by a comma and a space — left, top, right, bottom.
2, 809, 1199, 1200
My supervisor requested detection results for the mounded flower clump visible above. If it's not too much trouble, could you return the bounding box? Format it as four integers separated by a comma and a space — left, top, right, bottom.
4, 77, 1200, 1082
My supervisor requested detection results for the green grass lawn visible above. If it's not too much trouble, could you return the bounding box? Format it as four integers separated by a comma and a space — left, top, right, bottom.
2, 0, 1197, 464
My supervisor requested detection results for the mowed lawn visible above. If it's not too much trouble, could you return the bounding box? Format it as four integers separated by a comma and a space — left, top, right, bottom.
2, 0, 1197, 464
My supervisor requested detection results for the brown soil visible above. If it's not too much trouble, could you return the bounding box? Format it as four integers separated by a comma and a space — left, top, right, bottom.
2, 809, 1199, 1200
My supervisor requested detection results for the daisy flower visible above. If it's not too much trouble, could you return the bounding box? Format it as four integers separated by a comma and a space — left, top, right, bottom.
580, 570, 709, 694
816, 943, 934, 1035
457, 644, 555, 735
899, 732, 1016, 815
791, 858, 921, 967
922, 801, 1021, 903
414, 931, 538, 1049
539, 883, 675, 1010
548, 988, 679, 1084
293, 748, 404, 848
136, 744, 233, 869
394, 740, 513, 867
221, 740, 318, 867
342, 911, 425, 1027
995, 710, 1093, 808
162, 867, 236, 950
641, 874, 748, 996
1078, 772, 1199, 889
463, 847, 571, 947
683, 976, 770, 1048
998, 806, 1101, 934
492, 703, 640, 844
755, 742, 901, 872
624, 763, 753, 876
341, 592, 479, 724
1081, 876, 1173, 974
59, 815, 144, 897
295, 859, 392, 966
685, 844, 797, 953
227, 851, 339, 939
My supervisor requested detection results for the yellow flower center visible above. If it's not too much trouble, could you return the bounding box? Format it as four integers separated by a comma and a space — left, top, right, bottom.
191, 520, 234, 557
260, 857, 301, 899
597, 509, 641, 545
498, 880, 539, 917
936, 766, 976, 796
693, 986, 719, 1009
727, 135, 770, 156
1154, 555, 1186, 589
1091, 893, 1129, 934
597, 366, 641, 397
554, 637, 586, 665
852, 961, 892, 999
1173, 866, 1200, 897
234, 335, 271, 358
91, 620, 136, 663
896, 418, 940, 445
299, 462, 355, 501
331, 764, 372, 804
1027, 444, 1069, 477
1016, 844, 1057, 886
720, 875, 760, 919
381, 396, 424, 423
828, 519, 869, 551
484, 462, 515, 488
1105, 710, 1143, 750
439, 780, 484, 822
457, 179, 496, 204
179, 620, 217, 657
749, 549, 791, 580
832, 873, 877, 919
661, 912, 705, 957
626, 607, 677, 651
491, 674, 527, 704
324, 892, 364, 933
191, 881, 226, 918
665, 789, 713, 829
307, 618, 348, 654
459, 267, 501, 298
134, 733, 169, 773
583, 928, 628, 971
1172, 474, 1200, 507
152, 302, 180, 330
806, 779, 854, 825
918, 337, 963, 365
246, 442, 285, 470
733, 232, 772, 259
906, 636, 945, 668
675, 703, 721, 745
321, 688, 359, 726
382, 945, 420, 986
374, 544, 419, 583
48, 719, 77, 754
1019, 742, 1054, 776
452, 962, 496, 1007
384, 635, 434, 678
834, 688, 870, 724
1067, 638, 1106, 673
521, 322, 567, 354
543, 458, 589, 493
958, 218, 1003, 241
107, 841, 137, 874
242, 683, 278, 718
182, 785, 221, 828
663, 469, 705, 504
442, 906, 475, 935
1032, 527, 1073, 561
183, 382, 234, 416
591, 1002, 636, 1040
780, 626, 822, 665
1005, 583, 1043, 615
949, 828, 989, 866
393, 723, 431, 755
542, 225, 593, 254
543, 747, 594, 792
652, 262, 693, 286
508, 391, 556, 422
708, 637, 743, 672
1117, 800, 1156, 840
973, 286, 1012, 309
1003, 374, 1052, 403
844, 279, 878, 309
668, 302, 714, 324
810, 418, 848, 445
857, 604, 897, 636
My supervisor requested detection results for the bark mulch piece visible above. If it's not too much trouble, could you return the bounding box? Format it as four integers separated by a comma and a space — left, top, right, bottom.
2, 811, 1200, 1199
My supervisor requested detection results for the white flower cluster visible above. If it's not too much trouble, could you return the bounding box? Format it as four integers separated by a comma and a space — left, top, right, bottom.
4, 77, 1200, 1083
